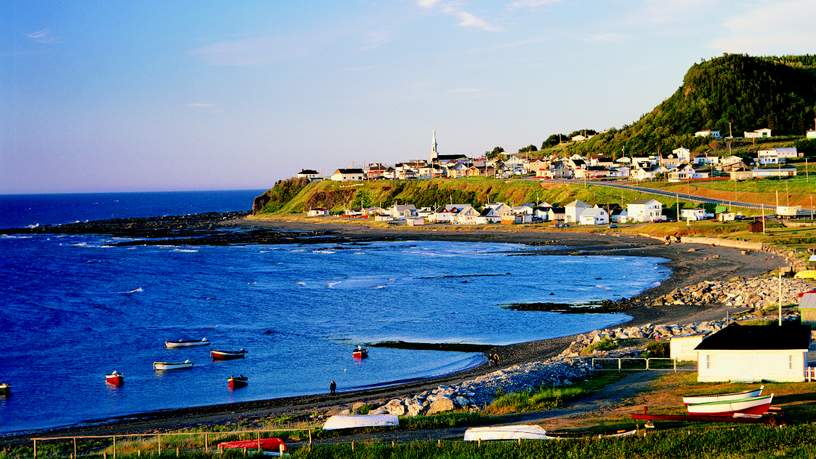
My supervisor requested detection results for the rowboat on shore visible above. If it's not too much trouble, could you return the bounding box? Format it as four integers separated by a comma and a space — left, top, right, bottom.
217, 437, 286, 454
227, 375, 248, 389
211, 349, 247, 360
322, 415, 399, 431
682, 386, 764, 405
0, 383, 9, 395
352, 345, 368, 359
464, 425, 550, 441
153, 360, 193, 371
686, 394, 773, 416
105, 370, 124, 386
165, 337, 209, 349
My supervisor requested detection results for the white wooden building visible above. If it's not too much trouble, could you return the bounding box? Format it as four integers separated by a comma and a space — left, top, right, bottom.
695, 324, 811, 383
578, 207, 609, 225
330, 168, 366, 182
626, 199, 664, 223
564, 200, 590, 223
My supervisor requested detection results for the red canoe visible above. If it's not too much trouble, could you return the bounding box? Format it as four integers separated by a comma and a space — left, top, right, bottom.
352, 347, 368, 359
218, 437, 286, 452
105, 371, 124, 386
211, 349, 247, 360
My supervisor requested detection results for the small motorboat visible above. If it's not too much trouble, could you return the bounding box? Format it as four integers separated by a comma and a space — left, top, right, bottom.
218, 437, 286, 453
165, 337, 209, 349
105, 370, 124, 386
0, 383, 9, 396
682, 386, 764, 405
322, 414, 399, 431
352, 345, 368, 359
153, 360, 193, 371
211, 349, 247, 360
686, 394, 773, 416
464, 425, 550, 441
227, 375, 248, 389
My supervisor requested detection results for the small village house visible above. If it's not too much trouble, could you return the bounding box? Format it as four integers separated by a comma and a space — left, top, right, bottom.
626, 199, 664, 223
564, 200, 591, 223
680, 208, 709, 221
694, 324, 811, 382
670, 335, 704, 362
297, 169, 321, 181
578, 207, 609, 225
694, 129, 721, 139
330, 168, 366, 182
547, 206, 566, 223
671, 147, 691, 163
744, 128, 772, 139
306, 208, 329, 217
389, 204, 417, 220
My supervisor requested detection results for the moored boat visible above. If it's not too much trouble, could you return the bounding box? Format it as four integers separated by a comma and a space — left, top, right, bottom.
322, 414, 399, 430
105, 370, 124, 386
153, 360, 193, 371
217, 437, 286, 453
352, 345, 368, 359
227, 375, 248, 389
464, 425, 550, 441
211, 349, 247, 360
0, 383, 9, 396
686, 394, 773, 416
682, 386, 763, 405
165, 337, 209, 349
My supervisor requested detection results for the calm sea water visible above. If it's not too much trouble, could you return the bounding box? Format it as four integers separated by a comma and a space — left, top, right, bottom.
0, 191, 670, 434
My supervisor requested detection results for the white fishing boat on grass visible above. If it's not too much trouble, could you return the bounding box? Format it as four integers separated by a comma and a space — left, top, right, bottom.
322, 415, 399, 431
686, 394, 773, 416
464, 425, 549, 441
682, 386, 764, 405
153, 360, 193, 371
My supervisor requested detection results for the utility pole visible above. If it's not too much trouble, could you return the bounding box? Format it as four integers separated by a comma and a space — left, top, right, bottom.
761, 203, 766, 234
777, 270, 783, 327
675, 192, 680, 222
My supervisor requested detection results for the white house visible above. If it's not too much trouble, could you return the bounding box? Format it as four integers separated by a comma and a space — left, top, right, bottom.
453, 205, 481, 225
578, 207, 609, 225
297, 169, 321, 180
744, 128, 772, 139
626, 199, 664, 223
306, 208, 329, 217
389, 204, 417, 220
564, 200, 591, 223
693, 155, 720, 166
330, 168, 366, 182
807, 130, 816, 139
672, 147, 691, 162
670, 335, 704, 362
694, 130, 721, 139
429, 204, 472, 224
695, 324, 811, 383
680, 208, 709, 221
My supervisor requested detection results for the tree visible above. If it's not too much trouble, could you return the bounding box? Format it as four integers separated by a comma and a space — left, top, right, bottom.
486, 146, 504, 160
541, 134, 564, 149
351, 190, 372, 209
518, 144, 538, 153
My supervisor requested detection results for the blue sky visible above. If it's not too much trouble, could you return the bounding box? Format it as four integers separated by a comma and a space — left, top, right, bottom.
2, 0, 814, 193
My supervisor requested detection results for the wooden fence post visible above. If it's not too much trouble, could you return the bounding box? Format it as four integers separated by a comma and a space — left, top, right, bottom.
157, 434, 161, 455
646, 359, 650, 370
33, 439, 37, 459
618, 359, 622, 372
73, 437, 77, 458
205, 433, 209, 452
257, 432, 261, 451
113, 435, 117, 459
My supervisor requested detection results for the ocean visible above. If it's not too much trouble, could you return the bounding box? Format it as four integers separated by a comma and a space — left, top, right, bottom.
0, 190, 670, 433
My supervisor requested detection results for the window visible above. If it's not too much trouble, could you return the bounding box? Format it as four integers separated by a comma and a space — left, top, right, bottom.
706, 354, 711, 369
789, 354, 793, 370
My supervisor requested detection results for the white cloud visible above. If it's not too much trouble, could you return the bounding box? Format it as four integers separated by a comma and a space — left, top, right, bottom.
416, 0, 441, 8
418, 1, 500, 32
26, 29, 57, 44
585, 32, 627, 44
710, 0, 816, 54
510, 0, 561, 8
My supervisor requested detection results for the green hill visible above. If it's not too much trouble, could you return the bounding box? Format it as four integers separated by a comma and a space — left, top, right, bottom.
550, 54, 816, 157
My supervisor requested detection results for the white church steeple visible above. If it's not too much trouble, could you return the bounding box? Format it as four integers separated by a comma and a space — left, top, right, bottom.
430, 129, 438, 163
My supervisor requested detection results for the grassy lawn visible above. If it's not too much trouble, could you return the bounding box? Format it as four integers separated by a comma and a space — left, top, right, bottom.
485, 372, 624, 415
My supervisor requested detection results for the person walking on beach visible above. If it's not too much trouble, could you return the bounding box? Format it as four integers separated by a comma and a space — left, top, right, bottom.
329, 379, 336, 396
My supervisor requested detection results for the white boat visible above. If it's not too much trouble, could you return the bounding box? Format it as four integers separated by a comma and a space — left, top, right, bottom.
322, 415, 399, 431
165, 338, 209, 349
686, 394, 773, 416
682, 385, 763, 405
153, 360, 193, 371
0, 383, 9, 395
464, 425, 550, 441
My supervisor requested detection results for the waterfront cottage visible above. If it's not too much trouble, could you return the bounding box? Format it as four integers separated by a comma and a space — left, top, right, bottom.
744, 128, 772, 138
695, 324, 811, 383
578, 207, 609, 225
564, 200, 591, 223
626, 199, 664, 223
297, 169, 321, 181
306, 208, 329, 217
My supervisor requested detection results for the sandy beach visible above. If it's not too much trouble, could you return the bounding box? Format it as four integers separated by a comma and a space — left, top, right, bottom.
0, 216, 786, 444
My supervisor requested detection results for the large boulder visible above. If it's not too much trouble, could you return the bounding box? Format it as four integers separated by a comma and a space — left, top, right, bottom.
384, 399, 405, 416
405, 398, 424, 417
427, 396, 455, 415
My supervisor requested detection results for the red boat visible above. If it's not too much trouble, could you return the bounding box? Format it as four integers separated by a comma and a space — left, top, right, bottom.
211, 349, 247, 360
218, 437, 286, 453
352, 345, 368, 359
105, 371, 124, 386
227, 375, 248, 389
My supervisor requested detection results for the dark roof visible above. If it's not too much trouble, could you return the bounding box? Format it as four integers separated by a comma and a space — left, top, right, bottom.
549, 206, 565, 213
695, 324, 811, 351
298, 169, 319, 174
336, 168, 364, 174
437, 154, 467, 160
